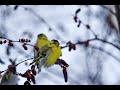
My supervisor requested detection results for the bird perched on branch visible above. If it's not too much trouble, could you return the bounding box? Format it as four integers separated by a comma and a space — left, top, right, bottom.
30, 35, 62, 72
42, 39, 62, 68
34, 33, 50, 57
30, 34, 50, 65
30, 34, 69, 82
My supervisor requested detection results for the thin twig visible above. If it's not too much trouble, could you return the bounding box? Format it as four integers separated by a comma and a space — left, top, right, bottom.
1, 57, 34, 74
0, 36, 11, 41
61, 37, 120, 51
90, 45, 120, 63
100, 5, 116, 16
81, 21, 97, 37
91, 38, 120, 50
24, 43, 34, 47
115, 5, 120, 32
76, 14, 98, 38
15, 57, 34, 66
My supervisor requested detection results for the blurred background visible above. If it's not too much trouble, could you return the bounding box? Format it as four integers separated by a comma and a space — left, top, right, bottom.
0, 5, 120, 85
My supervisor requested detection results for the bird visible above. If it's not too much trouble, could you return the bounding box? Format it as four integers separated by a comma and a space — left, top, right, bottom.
30, 35, 69, 82
30, 33, 51, 66
30, 38, 62, 72
41, 39, 62, 68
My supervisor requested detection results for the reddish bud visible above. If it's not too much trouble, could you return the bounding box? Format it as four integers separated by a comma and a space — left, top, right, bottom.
9, 40, 12, 42
61, 59, 69, 67
75, 8, 81, 15
28, 40, 31, 42
68, 46, 72, 51
71, 44, 76, 50
4, 40, 7, 44
77, 20, 81, 27
67, 41, 72, 51
63, 67, 68, 82
21, 39, 25, 42
86, 25, 90, 29
67, 41, 76, 51
74, 16, 77, 23
0, 41, 2, 44
25, 70, 32, 79
8, 42, 13, 46
20, 39, 30, 42
25, 39, 29, 42
22, 44, 28, 50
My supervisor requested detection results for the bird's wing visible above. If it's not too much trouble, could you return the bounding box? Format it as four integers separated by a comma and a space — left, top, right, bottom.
43, 46, 61, 68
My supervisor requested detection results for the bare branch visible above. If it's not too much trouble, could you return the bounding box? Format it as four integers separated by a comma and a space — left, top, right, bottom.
90, 45, 120, 64
1, 57, 34, 74
74, 12, 98, 38
81, 21, 98, 38
89, 38, 120, 50
115, 5, 120, 32
15, 57, 34, 67
61, 37, 120, 51
100, 5, 116, 16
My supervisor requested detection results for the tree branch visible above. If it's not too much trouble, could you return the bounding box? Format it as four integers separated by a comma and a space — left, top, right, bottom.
61, 37, 120, 51
100, 5, 116, 16
1, 57, 34, 74
115, 5, 120, 32
90, 45, 120, 63
80, 21, 97, 37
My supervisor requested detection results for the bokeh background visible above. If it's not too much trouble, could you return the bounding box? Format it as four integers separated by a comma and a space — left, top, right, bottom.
0, 5, 120, 85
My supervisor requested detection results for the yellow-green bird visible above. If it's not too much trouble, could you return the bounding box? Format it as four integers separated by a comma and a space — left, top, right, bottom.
30, 34, 62, 72
35, 34, 49, 49
41, 39, 62, 68
30, 34, 50, 65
